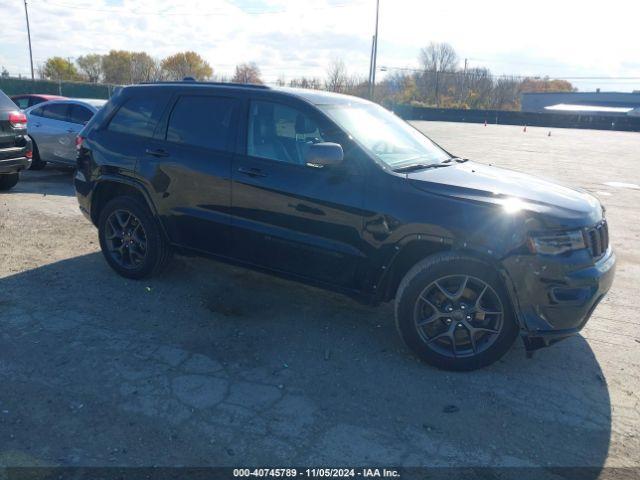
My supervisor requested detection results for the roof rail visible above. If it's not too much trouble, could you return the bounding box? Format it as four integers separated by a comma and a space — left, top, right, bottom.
139, 80, 270, 89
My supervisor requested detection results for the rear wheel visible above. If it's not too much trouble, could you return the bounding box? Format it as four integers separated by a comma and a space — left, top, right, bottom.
395, 253, 518, 371
28, 139, 46, 170
0, 173, 19, 191
98, 196, 171, 279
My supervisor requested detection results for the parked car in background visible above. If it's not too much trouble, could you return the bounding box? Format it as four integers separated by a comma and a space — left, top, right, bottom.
0, 89, 32, 190
25, 98, 106, 169
75, 82, 615, 371
11, 94, 66, 110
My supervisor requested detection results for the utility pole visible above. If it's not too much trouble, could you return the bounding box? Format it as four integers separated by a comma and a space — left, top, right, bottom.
368, 0, 380, 99
23, 0, 34, 80
462, 58, 468, 103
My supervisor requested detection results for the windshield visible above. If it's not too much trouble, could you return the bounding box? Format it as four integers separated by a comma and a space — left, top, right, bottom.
319, 102, 450, 168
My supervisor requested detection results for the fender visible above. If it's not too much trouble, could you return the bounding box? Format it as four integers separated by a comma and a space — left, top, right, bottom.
90, 173, 169, 239
370, 233, 452, 303
371, 235, 527, 332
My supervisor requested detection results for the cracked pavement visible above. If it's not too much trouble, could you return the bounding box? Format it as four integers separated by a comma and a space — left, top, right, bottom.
0, 122, 638, 473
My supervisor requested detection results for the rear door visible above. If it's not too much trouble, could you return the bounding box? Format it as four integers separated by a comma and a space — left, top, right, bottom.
137, 92, 241, 256
30, 102, 71, 163
89, 91, 168, 176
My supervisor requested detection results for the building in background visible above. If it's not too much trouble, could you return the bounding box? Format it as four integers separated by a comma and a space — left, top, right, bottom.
521, 91, 640, 117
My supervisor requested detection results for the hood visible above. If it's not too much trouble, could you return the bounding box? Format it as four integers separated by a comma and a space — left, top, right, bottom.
407, 161, 602, 223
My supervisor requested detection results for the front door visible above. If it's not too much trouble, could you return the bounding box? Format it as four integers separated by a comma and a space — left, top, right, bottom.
231, 99, 367, 290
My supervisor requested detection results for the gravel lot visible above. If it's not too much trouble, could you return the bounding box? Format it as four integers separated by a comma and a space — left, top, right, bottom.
0, 122, 638, 474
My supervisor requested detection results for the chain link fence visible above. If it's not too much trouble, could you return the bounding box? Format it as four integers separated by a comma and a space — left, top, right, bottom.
0, 77, 116, 99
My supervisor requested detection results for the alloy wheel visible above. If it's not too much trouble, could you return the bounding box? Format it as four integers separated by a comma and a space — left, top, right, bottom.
413, 275, 504, 358
104, 209, 148, 270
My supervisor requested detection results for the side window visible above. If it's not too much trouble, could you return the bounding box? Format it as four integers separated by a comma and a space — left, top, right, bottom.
166, 95, 238, 152
108, 96, 159, 138
248, 101, 325, 165
14, 98, 30, 109
30, 107, 44, 117
41, 103, 69, 122
68, 105, 93, 125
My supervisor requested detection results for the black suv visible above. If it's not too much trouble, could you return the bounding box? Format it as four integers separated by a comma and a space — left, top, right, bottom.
75, 82, 615, 370
0, 89, 32, 190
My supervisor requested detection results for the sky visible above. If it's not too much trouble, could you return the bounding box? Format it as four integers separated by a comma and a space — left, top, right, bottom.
1, 0, 639, 92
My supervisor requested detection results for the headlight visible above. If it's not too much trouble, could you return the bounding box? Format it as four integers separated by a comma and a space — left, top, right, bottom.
528, 230, 586, 255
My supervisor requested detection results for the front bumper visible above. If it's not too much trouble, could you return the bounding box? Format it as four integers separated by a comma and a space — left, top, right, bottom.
503, 246, 616, 348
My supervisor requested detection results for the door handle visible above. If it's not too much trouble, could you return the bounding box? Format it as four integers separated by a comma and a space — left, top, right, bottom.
237, 167, 267, 178
66, 128, 75, 133
34, 123, 41, 127
145, 148, 170, 158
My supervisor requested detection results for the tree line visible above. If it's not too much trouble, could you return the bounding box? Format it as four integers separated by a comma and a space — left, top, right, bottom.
29, 43, 575, 111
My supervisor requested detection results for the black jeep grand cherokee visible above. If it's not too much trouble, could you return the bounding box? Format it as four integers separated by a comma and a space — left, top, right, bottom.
0, 89, 32, 190
75, 82, 615, 370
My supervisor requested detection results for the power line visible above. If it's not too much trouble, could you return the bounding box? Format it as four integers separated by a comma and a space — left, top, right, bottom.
33, 0, 368, 16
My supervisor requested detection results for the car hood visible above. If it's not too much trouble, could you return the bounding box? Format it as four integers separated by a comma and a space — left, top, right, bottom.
407, 161, 602, 224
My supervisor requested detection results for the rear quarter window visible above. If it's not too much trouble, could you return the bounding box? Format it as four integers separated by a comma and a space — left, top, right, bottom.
108, 96, 161, 138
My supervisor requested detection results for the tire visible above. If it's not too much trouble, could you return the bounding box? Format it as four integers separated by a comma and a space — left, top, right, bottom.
0, 173, 19, 191
394, 252, 518, 371
97, 195, 171, 279
28, 139, 47, 170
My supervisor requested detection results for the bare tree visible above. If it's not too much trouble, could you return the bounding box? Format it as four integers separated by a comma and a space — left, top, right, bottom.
419, 42, 459, 73
289, 77, 322, 89
490, 76, 521, 110
131, 52, 160, 83
231, 62, 262, 84
418, 42, 459, 106
324, 59, 348, 93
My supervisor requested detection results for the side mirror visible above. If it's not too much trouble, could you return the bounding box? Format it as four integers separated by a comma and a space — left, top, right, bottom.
304, 142, 344, 168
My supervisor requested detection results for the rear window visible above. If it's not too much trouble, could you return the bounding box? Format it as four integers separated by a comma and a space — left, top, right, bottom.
0, 90, 16, 110
68, 104, 93, 125
166, 96, 239, 152
108, 96, 160, 138
13, 97, 30, 109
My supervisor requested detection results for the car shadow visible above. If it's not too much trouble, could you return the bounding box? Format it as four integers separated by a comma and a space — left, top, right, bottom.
11, 167, 75, 197
0, 252, 611, 475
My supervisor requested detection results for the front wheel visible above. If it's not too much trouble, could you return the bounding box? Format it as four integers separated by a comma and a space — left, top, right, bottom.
395, 253, 518, 371
98, 196, 171, 279
0, 173, 19, 191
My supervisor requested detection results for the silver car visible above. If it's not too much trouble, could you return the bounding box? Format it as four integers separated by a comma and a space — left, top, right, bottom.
25, 98, 106, 169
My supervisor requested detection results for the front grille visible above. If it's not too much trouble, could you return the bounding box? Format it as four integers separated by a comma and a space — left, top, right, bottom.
585, 220, 609, 258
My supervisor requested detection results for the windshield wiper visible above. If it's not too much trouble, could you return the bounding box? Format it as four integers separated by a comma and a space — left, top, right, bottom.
393, 163, 450, 173
443, 156, 469, 163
